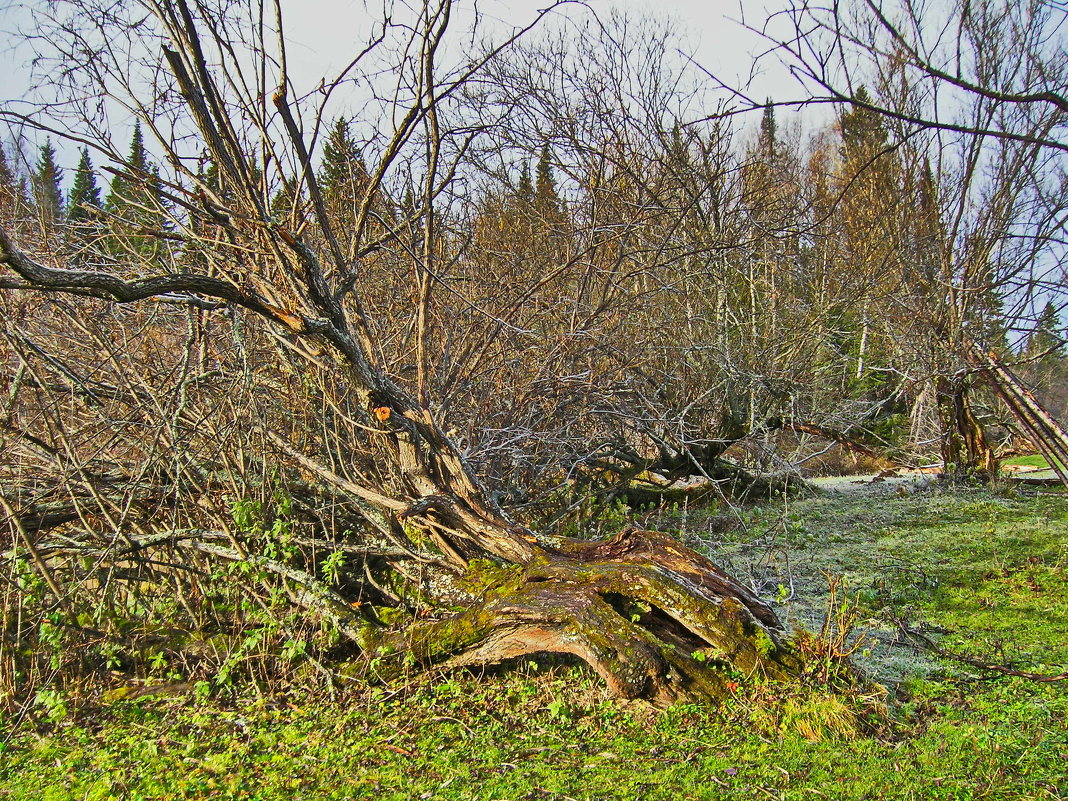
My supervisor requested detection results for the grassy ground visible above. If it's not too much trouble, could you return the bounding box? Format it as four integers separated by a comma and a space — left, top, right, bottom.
1002, 454, 1065, 472
2, 486, 1066, 800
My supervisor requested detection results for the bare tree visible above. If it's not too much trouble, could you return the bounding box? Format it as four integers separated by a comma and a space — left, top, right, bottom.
0, 0, 818, 705
748, 0, 1068, 152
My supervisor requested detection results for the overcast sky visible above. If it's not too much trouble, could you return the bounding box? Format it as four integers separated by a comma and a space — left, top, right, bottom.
0, 0, 799, 179
276, 0, 796, 105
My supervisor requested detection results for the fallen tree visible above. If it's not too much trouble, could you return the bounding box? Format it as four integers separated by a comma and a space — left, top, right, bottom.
970, 346, 1068, 489
0, 227, 801, 704
0, 0, 815, 705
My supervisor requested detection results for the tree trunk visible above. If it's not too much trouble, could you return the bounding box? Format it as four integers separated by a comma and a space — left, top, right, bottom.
359, 527, 798, 705
935, 374, 998, 478
969, 346, 1068, 488
336, 397, 801, 704
0, 0, 816, 707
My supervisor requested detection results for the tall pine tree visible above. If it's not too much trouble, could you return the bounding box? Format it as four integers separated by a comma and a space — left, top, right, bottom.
533, 144, 564, 233
1025, 301, 1064, 358
319, 116, 372, 241
65, 147, 104, 265
68, 147, 102, 223
517, 161, 533, 203
31, 139, 64, 227
105, 122, 149, 211
104, 122, 167, 263
535, 145, 556, 205
757, 99, 780, 161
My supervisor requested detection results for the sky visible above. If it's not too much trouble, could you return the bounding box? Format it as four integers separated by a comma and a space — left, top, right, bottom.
275, 0, 793, 98
0, 0, 798, 182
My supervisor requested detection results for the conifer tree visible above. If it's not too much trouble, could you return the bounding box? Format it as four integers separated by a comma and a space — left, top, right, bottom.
319, 117, 371, 239
831, 86, 900, 394
534, 145, 555, 202
757, 100, 779, 161
270, 177, 304, 223
104, 122, 167, 263
535, 144, 564, 226
31, 139, 64, 226
838, 87, 888, 161
64, 147, 105, 265
105, 122, 155, 212
320, 118, 363, 194
67, 147, 102, 223
516, 161, 533, 203
1026, 302, 1064, 358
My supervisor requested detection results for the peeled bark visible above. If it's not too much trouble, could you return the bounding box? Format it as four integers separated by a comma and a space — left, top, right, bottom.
337, 384, 803, 704
357, 461, 795, 701
969, 346, 1068, 489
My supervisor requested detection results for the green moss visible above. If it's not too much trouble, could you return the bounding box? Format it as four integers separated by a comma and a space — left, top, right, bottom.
409, 609, 498, 661
455, 558, 525, 598
372, 606, 411, 627
753, 628, 775, 659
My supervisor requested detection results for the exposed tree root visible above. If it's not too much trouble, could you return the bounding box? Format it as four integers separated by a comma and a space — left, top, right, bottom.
361, 528, 799, 706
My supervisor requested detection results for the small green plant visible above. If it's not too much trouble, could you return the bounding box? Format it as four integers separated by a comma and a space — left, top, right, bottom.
546, 697, 567, 719
282, 638, 306, 662
230, 497, 263, 534
148, 651, 169, 674
38, 615, 66, 670
321, 550, 346, 585
96, 640, 124, 670
754, 628, 775, 658
33, 688, 67, 724
795, 573, 867, 688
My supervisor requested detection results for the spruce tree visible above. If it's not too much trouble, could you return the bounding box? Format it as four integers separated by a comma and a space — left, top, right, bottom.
68, 147, 102, 223
534, 144, 564, 229
105, 122, 153, 213
320, 118, 363, 195
838, 86, 888, 160
319, 116, 370, 236
1026, 301, 1064, 358
535, 145, 556, 203
833, 87, 899, 395
31, 139, 64, 225
104, 122, 167, 263
757, 100, 778, 160
517, 161, 533, 203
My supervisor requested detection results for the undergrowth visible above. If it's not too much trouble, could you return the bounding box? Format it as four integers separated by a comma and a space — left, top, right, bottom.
2, 486, 1066, 799
1, 664, 1063, 800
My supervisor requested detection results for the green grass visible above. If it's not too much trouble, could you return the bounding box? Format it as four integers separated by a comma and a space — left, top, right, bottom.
2, 487, 1066, 800
1002, 453, 1065, 471
2, 671, 1065, 800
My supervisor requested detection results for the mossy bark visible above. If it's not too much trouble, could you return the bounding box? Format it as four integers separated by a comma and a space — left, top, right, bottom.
936, 375, 998, 478
360, 528, 800, 706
